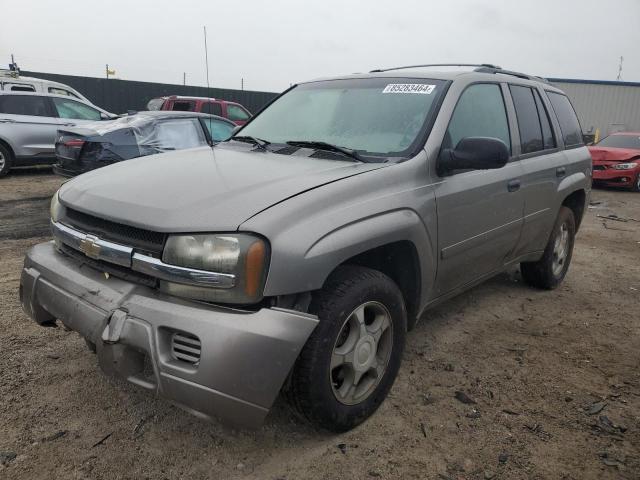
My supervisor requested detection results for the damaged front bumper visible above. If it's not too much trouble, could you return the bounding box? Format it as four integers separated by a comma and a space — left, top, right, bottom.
20, 242, 318, 428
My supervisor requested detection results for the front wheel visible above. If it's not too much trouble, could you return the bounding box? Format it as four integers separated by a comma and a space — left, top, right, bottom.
631, 173, 640, 192
0, 144, 13, 177
521, 206, 576, 289
288, 265, 407, 432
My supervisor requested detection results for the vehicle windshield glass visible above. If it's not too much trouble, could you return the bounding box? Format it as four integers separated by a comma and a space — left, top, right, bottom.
239, 77, 446, 158
596, 134, 640, 149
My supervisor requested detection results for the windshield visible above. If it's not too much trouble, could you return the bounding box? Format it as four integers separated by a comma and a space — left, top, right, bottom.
239, 77, 446, 158
596, 134, 640, 150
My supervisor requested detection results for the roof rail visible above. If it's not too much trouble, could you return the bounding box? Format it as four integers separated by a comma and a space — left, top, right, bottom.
368, 63, 548, 83
473, 66, 549, 83
369, 63, 500, 73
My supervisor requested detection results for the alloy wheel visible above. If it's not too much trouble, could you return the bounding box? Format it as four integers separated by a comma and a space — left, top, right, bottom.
330, 301, 393, 405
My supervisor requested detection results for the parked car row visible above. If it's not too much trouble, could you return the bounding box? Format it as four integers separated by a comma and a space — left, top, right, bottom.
0, 75, 250, 176
54, 111, 236, 176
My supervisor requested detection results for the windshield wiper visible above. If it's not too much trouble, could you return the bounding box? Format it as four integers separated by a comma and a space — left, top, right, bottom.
286, 140, 365, 162
231, 135, 270, 151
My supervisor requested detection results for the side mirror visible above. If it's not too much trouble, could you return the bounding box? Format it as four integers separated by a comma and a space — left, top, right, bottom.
438, 137, 509, 175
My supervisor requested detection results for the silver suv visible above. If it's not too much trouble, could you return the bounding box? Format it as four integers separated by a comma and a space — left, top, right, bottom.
0, 92, 114, 176
20, 64, 591, 432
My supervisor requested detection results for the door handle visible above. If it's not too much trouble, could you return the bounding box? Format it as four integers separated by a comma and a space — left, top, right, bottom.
556, 167, 566, 177
507, 179, 521, 192
62, 122, 76, 127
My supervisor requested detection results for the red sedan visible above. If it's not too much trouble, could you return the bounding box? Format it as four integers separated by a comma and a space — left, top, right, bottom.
589, 132, 640, 192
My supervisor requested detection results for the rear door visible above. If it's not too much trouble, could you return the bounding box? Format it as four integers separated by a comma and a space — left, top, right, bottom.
0, 94, 59, 159
507, 84, 563, 257
433, 82, 525, 295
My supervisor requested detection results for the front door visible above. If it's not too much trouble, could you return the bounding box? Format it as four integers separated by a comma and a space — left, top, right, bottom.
433, 83, 525, 295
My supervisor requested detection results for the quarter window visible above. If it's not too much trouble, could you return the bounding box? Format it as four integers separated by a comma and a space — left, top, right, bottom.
52, 97, 101, 120
546, 92, 583, 148
510, 85, 544, 154
445, 83, 511, 154
49, 87, 80, 99
533, 90, 556, 150
226, 104, 250, 121
0, 95, 50, 116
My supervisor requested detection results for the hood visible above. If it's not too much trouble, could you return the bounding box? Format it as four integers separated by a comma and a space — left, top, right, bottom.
588, 146, 640, 163
59, 145, 386, 232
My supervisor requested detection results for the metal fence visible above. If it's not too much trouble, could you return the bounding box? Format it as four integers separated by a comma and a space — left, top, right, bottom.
22, 71, 279, 115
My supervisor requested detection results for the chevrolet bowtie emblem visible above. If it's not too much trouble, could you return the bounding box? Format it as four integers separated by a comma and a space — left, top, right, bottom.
79, 234, 101, 259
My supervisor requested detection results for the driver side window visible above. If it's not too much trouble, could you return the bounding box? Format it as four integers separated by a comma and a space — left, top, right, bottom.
445, 83, 511, 154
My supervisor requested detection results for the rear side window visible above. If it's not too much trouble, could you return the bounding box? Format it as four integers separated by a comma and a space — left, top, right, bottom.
48, 87, 80, 99
445, 83, 511, 153
546, 92, 583, 148
52, 97, 101, 120
171, 101, 194, 112
200, 102, 222, 116
0, 95, 50, 116
151, 118, 207, 150
533, 90, 556, 150
510, 85, 543, 154
226, 104, 250, 121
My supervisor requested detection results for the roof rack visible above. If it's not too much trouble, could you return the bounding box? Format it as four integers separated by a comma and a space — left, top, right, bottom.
369, 63, 548, 83
474, 66, 549, 83
369, 63, 500, 73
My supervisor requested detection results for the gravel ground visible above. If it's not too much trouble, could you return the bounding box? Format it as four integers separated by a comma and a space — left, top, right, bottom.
1, 169, 638, 480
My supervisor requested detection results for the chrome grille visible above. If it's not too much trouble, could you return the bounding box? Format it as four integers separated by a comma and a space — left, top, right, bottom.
63, 207, 166, 256
171, 332, 201, 365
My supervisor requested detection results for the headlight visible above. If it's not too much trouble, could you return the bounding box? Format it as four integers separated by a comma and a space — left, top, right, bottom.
613, 162, 638, 170
160, 233, 269, 304
50, 191, 62, 222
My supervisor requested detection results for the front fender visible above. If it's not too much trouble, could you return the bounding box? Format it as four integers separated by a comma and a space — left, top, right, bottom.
239, 159, 438, 309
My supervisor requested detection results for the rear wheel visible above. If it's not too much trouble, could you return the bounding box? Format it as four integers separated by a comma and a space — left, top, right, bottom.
520, 206, 576, 289
288, 265, 407, 432
0, 144, 13, 177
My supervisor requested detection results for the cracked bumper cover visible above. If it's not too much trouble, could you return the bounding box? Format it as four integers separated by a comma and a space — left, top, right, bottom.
20, 242, 318, 428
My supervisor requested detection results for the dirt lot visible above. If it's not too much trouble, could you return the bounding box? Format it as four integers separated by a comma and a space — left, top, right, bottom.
1, 169, 638, 480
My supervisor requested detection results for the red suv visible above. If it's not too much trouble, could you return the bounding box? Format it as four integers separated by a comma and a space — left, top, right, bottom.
147, 96, 252, 125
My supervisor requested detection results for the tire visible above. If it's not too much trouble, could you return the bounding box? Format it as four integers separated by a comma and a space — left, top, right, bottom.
288, 265, 407, 432
0, 143, 13, 177
520, 206, 576, 289
631, 173, 640, 193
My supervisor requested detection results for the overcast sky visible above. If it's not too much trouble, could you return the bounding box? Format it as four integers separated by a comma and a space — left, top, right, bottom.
2, 0, 639, 93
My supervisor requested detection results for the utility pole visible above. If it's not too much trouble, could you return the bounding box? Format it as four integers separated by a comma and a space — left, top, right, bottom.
241, 78, 244, 91
183, 72, 186, 85
616, 56, 623, 81
106, 64, 109, 79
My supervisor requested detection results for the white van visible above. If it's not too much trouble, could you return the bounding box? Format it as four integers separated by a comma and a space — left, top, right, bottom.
0, 70, 93, 105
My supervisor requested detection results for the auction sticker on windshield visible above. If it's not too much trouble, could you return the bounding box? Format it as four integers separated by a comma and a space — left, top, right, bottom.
382, 84, 436, 94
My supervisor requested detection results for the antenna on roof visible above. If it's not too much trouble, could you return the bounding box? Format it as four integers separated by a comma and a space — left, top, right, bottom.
203, 26, 214, 142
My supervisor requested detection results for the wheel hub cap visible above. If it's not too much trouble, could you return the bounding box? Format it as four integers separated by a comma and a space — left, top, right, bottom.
552, 222, 569, 277
330, 301, 393, 405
